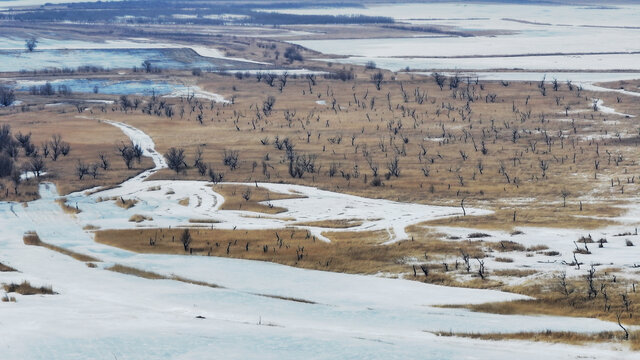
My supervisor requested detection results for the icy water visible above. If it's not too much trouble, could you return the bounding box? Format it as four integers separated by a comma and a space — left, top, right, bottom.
0, 48, 219, 72
13, 78, 191, 96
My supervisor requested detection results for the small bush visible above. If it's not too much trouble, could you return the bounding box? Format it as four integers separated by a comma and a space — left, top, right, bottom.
626, 239, 634, 246
284, 46, 303, 62
468, 232, 491, 238
3, 281, 55, 295
129, 214, 152, 223
577, 235, 594, 243
0, 86, 16, 106
1, 294, 16, 302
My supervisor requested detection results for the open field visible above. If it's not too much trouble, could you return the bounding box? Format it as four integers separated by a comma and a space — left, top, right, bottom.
1, 1, 640, 358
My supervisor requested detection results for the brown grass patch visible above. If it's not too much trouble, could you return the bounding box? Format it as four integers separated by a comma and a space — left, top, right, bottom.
189, 219, 221, 224
55, 197, 81, 214
94, 227, 495, 277
492, 269, 537, 277
23, 231, 100, 262
434, 330, 630, 347
178, 197, 190, 206
0, 262, 17, 272
129, 214, 153, 223
255, 293, 316, 304
214, 184, 304, 214
114, 197, 138, 209
443, 276, 640, 326
293, 219, 364, 228
3, 280, 55, 295
83, 224, 100, 230
1, 294, 17, 302
421, 206, 620, 232
106, 264, 221, 288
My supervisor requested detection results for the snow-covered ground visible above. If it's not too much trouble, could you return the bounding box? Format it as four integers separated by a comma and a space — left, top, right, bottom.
0, 118, 635, 359
281, 3, 640, 78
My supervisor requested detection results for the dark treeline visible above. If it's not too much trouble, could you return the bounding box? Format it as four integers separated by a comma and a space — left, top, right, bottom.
247, 12, 392, 25
2, 1, 391, 25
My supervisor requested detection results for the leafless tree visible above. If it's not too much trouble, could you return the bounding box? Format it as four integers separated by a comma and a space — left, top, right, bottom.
196, 161, 208, 176
371, 71, 384, 91
49, 134, 68, 161
164, 147, 187, 174
117, 143, 136, 169
25, 37, 38, 52
262, 96, 276, 116
10, 169, 21, 195
98, 153, 110, 170
76, 161, 89, 180
89, 163, 100, 179
29, 156, 46, 178
561, 189, 570, 207
386, 156, 400, 177
223, 149, 239, 170
432, 72, 446, 90
180, 229, 192, 252
207, 166, 224, 184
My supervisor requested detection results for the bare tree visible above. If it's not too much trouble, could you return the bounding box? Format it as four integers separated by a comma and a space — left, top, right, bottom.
89, 163, 100, 179
10, 169, 21, 195
207, 166, 224, 184
142, 60, 153, 73
29, 156, 46, 178
117, 143, 136, 169
76, 161, 89, 180
432, 72, 446, 90
25, 37, 38, 52
371, 71, 384, 91
223, 149, 239, 170
262, 96, 276, 116
98, 153, 110, 170
561, 189, 570, 207
386, 156, 400, 178
49, 134, 69, 161
164, 147, 187, 174
180, 229, 192, 252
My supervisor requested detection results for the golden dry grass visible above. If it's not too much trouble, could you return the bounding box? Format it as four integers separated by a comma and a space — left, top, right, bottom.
129, 214, 152, 223
55, 197, 81, 215
213, 184, 304, 214
188, 219, 221, 224
114, 197, 138, 209
434, 330, 630, 347
0, 261, 17, 272
293, 219, 364, 228
94, 226, 495, 276
443, 276, 640, 327
23, 231, 99, 262
3, 280, 55, 295
106, 264, 221, 288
